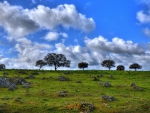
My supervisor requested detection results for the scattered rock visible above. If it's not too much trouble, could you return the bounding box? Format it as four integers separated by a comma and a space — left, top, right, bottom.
42, 77, 47, 80
0, 76, 31, 90
110, 75, 114, 79
93, 77, 99, 81
101, 95, 116, 101
25, 75, 35, 79
80, 101, 95, 113
58, 76, 70, 81
130, 83, 143, 91
58, 90, 68, 97
0, 76, 18, 90
104, 81, 111, 87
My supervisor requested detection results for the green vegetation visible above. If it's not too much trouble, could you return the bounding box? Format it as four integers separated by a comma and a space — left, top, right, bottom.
0, 69, 150, 113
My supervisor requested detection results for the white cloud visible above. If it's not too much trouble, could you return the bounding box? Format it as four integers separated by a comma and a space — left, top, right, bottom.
85, 36, 145, 55
60, 32, 68, 38
137, 10, 150, 23
44, 32, 68, 41
44, 32, 59, 41
0, 1, 39, 39
24, 4, 95, 32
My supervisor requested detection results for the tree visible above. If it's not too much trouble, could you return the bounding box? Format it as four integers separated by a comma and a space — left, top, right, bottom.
101, 60, 115, 70
78, 62, 88, 70
0, 64, 5, 71
35, 60, 47, 70
44, 53, 71, 71
129, 63, 142, 71
116, 65, 125, 71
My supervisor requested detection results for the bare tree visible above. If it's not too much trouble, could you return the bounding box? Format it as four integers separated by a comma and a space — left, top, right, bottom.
78, 62, 88, 70
129, 63, 142, 71
44, 53, 71, 71
101, 60, 115, 70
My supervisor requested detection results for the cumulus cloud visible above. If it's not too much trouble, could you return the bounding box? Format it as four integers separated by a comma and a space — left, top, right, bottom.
44, 32, 59, 41
24, 4, 95, 32
54, 43, 98, 68
0, 1, 39, 38
44, 32, 68, 41
137, 10, 150, 23
85, 36, 145, 55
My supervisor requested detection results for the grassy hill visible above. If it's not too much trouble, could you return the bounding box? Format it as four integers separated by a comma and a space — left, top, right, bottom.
0, 69, 150, 113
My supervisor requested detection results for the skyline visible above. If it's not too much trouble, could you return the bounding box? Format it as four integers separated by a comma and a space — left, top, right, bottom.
0, 0, 150, 70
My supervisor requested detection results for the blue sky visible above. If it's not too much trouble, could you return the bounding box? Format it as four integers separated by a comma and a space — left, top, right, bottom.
0, 0, 150, 70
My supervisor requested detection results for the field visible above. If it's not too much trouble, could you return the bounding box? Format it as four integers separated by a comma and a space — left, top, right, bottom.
0, 69, 150, 113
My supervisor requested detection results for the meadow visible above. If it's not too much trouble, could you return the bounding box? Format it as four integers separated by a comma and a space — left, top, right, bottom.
0, 69, 150, 113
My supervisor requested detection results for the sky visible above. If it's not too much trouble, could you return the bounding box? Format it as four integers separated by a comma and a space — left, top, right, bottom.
0, 0, 150, 70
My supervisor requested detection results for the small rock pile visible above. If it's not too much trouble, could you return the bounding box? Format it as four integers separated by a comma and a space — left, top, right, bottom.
0, 76, 17, 90
130, 83, 143, 91
101, 95, 116, 101
0, 76, 31, 90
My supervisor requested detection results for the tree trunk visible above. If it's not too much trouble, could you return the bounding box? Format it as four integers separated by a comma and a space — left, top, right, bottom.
135, 68, 136, 71
109, 68, 110, 70
55, 67, 57, 71
83, 68, 84, 70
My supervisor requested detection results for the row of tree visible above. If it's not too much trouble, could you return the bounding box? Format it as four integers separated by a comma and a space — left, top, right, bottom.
36, 53, 142, 71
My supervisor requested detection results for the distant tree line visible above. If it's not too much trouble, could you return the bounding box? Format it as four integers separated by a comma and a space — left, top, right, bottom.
35, 53, 142, 71
0, 53, 142, 71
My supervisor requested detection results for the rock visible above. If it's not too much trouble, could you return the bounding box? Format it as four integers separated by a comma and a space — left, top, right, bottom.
101, 95, 116, 101
8, 83, 17, 91
58, 76, 70, 81
93, 77, 99, 81
58, 91, 68, 97
104, 81, 111, 87
25, 75, 35, 79
130, 83, 143, 91
80, 101, 95, 112
0, 76, 18, 90
22, 82, 32, 88
110, 75, 114, 79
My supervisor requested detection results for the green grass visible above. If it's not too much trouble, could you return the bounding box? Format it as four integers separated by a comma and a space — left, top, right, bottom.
0, 69, 150, 113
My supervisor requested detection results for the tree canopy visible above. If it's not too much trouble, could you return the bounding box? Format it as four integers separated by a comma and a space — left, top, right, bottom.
129, 63, 142, 71
101, 60, 115, 70
78, 62, 88, 70
0, 64, 5, 71
116, 65, 125, 71
44, 53, 71, 71
35, 60, 47, 70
